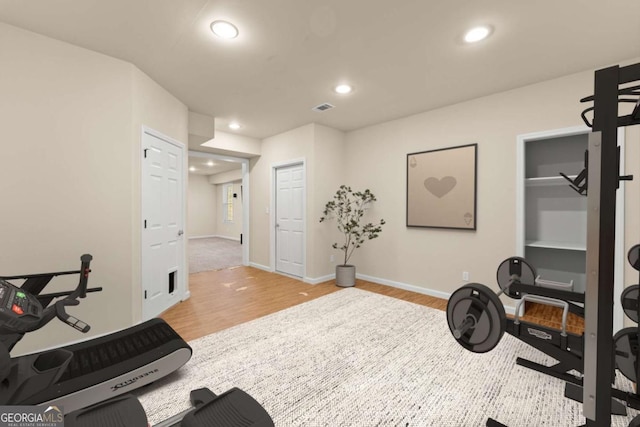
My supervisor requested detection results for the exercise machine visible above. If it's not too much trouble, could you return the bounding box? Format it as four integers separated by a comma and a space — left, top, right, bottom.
0, 254, 275, 426
447, 61, 640, 426
0, 254, 192, 413
447, 257, 585, 385
65, 387, 274, 427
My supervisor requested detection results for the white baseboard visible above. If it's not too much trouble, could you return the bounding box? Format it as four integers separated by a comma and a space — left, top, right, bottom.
216, 235, 241, 242
182, 290, 191, 301
356, 273, 450, 300
249, 262, 271, 272
304, 274, 334, 285
244, 266, 519, 316
189, 234, 240, 241
355, 273, 517, 316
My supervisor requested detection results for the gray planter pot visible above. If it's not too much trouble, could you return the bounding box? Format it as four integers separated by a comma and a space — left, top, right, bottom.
335, 265, 356, 287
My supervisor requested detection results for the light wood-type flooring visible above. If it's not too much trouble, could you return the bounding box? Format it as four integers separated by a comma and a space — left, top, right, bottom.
161, 266, 584, 342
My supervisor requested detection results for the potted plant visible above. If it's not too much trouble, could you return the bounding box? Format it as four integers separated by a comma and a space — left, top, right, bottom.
319, 185, 385, 287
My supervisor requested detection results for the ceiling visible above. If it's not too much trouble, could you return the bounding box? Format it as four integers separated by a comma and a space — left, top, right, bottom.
188, 155, 240, 176
1, 1, 639, 140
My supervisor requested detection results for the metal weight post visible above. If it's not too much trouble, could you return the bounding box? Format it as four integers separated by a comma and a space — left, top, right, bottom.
582, 63, 640, 426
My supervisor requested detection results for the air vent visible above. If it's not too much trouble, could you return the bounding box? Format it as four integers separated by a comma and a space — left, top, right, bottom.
312, 103, 335, 112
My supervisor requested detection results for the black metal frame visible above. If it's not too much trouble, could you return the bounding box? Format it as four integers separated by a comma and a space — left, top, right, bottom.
505, 318, 583, 384
509, 282, 585, 316
485, 63, 640, 427
580, 62, 640, 426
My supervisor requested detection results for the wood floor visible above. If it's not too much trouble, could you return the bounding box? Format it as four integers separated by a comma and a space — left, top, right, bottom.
161, 266, 584, 342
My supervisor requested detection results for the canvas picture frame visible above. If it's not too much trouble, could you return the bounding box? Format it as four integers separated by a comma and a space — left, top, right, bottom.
406, 143, 477, 230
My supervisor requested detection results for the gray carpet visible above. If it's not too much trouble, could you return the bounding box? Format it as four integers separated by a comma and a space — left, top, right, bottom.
188, 237, 242, 273
137, 288, 637, 426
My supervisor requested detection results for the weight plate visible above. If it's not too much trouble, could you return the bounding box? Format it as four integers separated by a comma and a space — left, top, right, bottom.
496, 257, 536, 299
621, 285, 640, 323
447, 283, 506, 353
629, 245, 640, 271
614, 327, 639, 382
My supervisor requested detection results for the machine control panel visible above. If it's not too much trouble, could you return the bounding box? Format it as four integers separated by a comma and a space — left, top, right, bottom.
0, 279, 43, 328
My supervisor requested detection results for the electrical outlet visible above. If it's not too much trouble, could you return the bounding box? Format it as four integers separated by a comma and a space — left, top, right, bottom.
462, 271, 469, 281
330, 255, 335, 263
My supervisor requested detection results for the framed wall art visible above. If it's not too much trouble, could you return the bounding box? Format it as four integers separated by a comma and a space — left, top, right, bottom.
406, 143, 477, 230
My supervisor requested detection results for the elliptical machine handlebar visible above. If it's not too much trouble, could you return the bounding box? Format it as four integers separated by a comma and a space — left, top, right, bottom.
51, 253, 93, 332
0, 254, 100, 406
0, 254, 96, 339
55, 299, 90, 333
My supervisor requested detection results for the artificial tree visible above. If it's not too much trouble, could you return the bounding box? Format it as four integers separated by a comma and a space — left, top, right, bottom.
320, 185, 385, 286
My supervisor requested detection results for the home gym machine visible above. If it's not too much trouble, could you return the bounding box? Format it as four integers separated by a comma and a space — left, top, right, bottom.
447, 61, 640, 426
447, 257, 588, 386
0, 254, 192, 412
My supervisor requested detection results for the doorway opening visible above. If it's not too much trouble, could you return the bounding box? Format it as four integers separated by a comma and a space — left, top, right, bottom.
187, 151, 249, 274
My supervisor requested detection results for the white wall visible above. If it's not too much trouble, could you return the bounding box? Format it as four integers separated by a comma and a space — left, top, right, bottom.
343, 62, 640, 303
131, 66, 189, 324
250, 124, 315, 269
201, 130, 261, 157
310, 125, 346, 279
249, 123, 345, 280
209, 169, 242, 184
0, 23, 188, 354
188, 174, 217, 238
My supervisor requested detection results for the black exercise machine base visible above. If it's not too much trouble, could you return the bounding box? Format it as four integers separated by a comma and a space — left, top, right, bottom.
20, 318, 192, 414
65, 386, 275, 427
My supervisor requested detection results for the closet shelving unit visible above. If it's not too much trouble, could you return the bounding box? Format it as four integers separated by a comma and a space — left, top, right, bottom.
523, 131, 588, 293
516, 127, 625, 326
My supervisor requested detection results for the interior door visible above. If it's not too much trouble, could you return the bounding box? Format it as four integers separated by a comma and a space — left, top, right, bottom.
275, 164, 304, 277
142, 129, 185, 320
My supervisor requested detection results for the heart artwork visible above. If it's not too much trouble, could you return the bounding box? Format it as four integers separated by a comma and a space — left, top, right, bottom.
424, 176, 457, 198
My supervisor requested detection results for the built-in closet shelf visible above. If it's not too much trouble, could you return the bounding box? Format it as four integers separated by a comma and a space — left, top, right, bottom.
525, 175, 577, 187
525, 240, 586, 251
518, 129, 591, 303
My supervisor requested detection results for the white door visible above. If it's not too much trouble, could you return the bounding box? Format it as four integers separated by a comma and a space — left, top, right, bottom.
275, 164, 304, 277
142, 129, 185, 320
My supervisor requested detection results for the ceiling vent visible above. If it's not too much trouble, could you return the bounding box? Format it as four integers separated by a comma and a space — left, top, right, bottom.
312, 103, 335, 112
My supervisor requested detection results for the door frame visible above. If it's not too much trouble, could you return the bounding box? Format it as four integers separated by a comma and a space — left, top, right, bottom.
188, 150, 250, 267
141, 126, 188, 321
271, 159, 306, 278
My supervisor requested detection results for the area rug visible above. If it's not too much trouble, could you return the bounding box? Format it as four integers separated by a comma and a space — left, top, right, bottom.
136, 288, 637, 426
188, 237, 242, 273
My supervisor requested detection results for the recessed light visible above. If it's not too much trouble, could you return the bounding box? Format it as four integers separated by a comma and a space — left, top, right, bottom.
464, 26, 491, 43
211, 20, 239, 39
207, 161, 214, 167
334, 84, 353, 94
189, 166, 196, 172
229, 122, 241, 130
